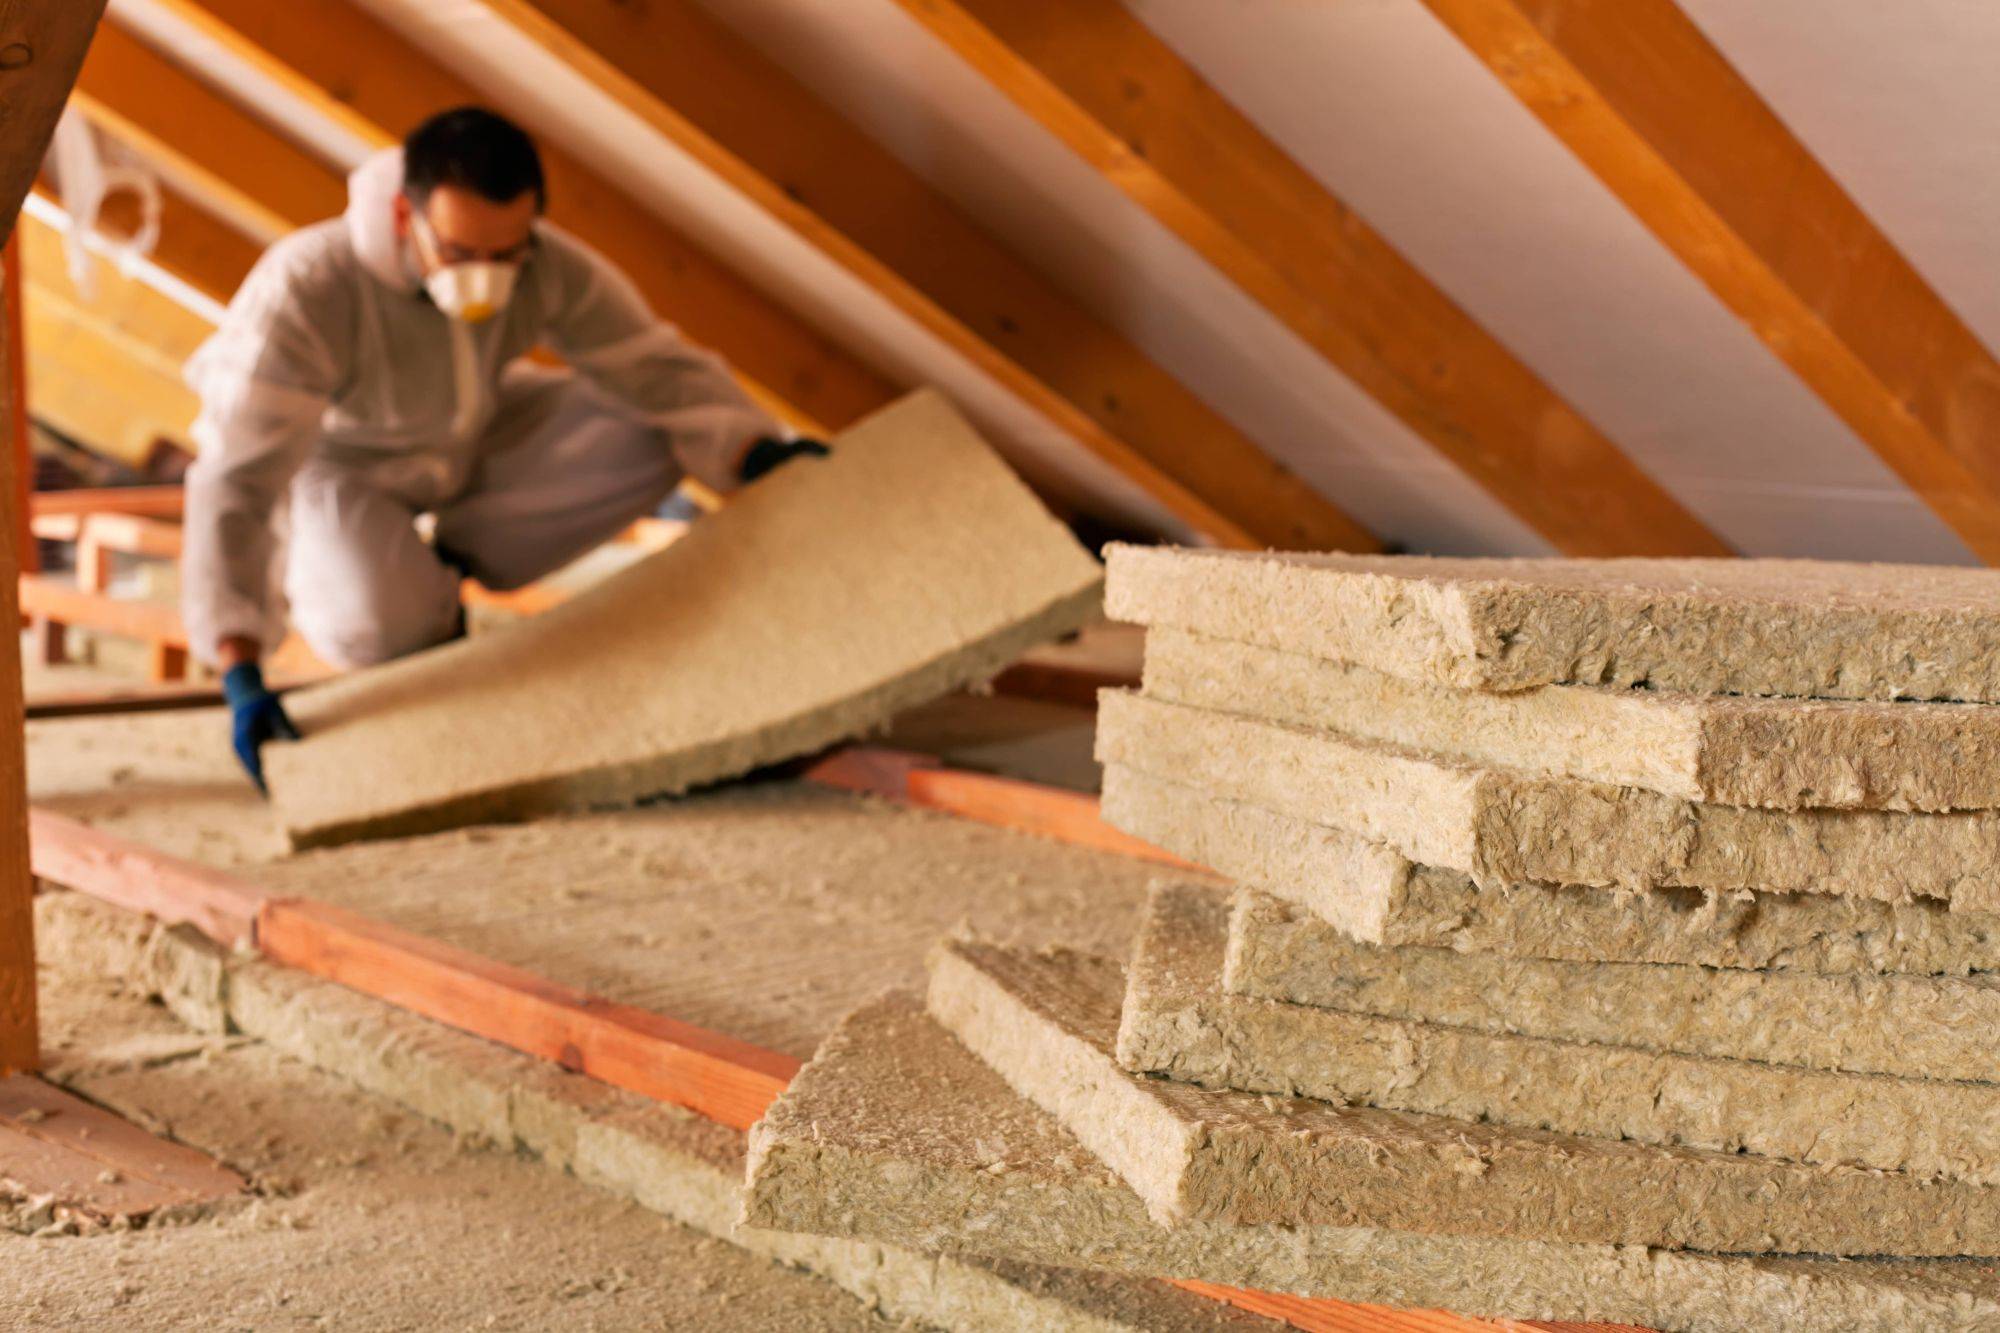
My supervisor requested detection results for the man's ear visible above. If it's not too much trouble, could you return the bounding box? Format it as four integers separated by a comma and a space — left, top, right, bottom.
392, 191, 412, 238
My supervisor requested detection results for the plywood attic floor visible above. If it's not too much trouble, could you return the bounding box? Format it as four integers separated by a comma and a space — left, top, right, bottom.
9, 909, 892, 1332
26, 701, 1151, 1062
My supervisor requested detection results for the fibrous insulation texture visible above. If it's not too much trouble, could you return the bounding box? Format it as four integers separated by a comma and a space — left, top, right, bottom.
1097, 691, 2000, 907
1119, 884, 2000, 1186
924, 932, 2000, 1255
1225, 889, 2000, 1081
1143, 628, 2000, 811
267, 390, 1103, 847
1105, 544, 2000, 702
1100, 767, 2000, 974
742, 990, 2000, 1330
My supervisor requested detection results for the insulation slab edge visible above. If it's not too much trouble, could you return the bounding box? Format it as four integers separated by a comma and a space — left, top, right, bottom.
1097, 766, 2000, 975
269, 389, 1106, 848
1103, 543, 2000, 703
1142, 627, 2000, 812
1118, 883, 2000, 1187
1096, 691, 2000, 907
924, 931, 2000, 1255
1224, 888, 2000, 1081
742, 988, 2000, 1331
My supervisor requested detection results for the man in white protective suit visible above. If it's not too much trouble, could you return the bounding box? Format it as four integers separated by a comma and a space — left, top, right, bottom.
183, 107, 828, 791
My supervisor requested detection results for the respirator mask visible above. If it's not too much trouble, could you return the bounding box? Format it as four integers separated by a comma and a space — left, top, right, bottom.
411, 213, 522, 324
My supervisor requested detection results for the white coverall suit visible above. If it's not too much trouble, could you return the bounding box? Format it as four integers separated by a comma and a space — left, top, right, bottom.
182, 148, 779, 670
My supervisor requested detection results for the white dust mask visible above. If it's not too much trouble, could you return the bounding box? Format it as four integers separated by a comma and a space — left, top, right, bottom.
424, 260, 517, 323
411, 214, 521, 323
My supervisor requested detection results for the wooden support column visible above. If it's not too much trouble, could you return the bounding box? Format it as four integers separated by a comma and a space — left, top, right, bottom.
1, 234, 30, 1071
0, 0, 110, 1078
4, 236, 25, 577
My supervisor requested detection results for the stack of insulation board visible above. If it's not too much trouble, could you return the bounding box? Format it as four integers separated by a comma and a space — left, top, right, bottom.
744, 549, 2000, 1332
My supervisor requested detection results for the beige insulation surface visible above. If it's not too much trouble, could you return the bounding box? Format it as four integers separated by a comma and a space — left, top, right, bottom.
253, 783, 1164, 1061
1226, 889, 2000, 1080
266, 389, 1103, 848
1099, 691, 2000, 906
1144, 628, 2000, 811
1119, 883, 2000, 1186
37, 892, 1279, 1333
1101, 766, 2000, 973
743, 992, 2000, 1331
925, 934, 2000, 1255
1104, 544, 2000, 702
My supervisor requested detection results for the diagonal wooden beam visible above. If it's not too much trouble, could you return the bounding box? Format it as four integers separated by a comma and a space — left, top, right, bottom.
1, 0, 110, 1077
70, 21, 345, 244
462, 0, 1377, 551
132, 3, 900, 442
94, 182, 260, 306
881, 0, 1728, 558
20, 209, 212, 365
22, 293, 198, 465
32, 177, 262, 311
1417, 0, 2000, 563
19, 210, 203, 467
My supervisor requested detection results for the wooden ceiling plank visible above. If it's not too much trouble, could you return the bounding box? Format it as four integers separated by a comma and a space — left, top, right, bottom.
883, 0, 1729, 558
1417, 0, 2000, 562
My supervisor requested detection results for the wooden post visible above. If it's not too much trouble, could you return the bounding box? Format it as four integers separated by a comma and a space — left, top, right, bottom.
0, 0, 113, 1075
1, 232, 34, 1073
4, 236, 24, 577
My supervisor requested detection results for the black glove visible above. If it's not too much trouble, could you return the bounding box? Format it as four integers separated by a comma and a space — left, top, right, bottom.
222, 662, 300, 795
738, 435, 830, 483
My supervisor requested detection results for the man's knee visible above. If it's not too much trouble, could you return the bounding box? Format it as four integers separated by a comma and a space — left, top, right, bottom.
292, 582, 461, 669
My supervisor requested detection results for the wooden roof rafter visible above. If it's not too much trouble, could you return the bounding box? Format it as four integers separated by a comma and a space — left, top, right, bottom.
1417, 0, 2000, 564
464, 0, 1378, 552
881, 0, 1729, 559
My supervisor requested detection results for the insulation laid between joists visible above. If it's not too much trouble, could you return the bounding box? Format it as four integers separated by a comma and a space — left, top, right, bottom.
267, 391, 1103, 847
1105, 544, 2000, 702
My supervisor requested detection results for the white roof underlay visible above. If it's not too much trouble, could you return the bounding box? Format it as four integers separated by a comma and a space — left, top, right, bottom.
99, 0, 2000, 563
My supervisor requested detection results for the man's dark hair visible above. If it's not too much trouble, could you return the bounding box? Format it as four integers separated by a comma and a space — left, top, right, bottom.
403, 107, 546, 211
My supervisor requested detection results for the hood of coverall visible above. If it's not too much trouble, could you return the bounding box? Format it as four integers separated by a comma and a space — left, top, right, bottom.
346, 147, 422, 295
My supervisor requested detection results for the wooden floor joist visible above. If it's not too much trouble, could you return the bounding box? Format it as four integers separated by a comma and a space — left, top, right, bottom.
21, 785, 1617, 1332
24, 682, 231, 720
800, 746, 1197, 868
257, 898, 800, 1131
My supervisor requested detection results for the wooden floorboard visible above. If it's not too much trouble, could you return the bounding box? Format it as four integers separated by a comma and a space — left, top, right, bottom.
0, 1074, 245, 1223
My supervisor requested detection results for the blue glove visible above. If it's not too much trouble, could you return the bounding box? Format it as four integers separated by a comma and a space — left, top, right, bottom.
222, 663, 300, 795
739, 435, 829, 482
